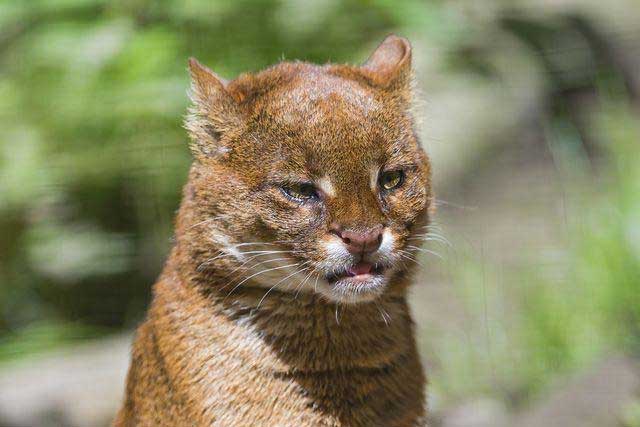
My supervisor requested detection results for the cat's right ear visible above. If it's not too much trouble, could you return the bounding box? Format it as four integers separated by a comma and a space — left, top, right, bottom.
185, 58, 241, 158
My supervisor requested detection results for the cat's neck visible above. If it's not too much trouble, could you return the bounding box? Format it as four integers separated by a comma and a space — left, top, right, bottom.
155, 247, 415, 372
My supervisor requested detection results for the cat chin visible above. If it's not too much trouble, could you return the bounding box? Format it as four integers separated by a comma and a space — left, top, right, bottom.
315, 274, 388, 304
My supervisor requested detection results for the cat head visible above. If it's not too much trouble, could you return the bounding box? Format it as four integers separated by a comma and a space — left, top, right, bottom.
180, 35, 433, 304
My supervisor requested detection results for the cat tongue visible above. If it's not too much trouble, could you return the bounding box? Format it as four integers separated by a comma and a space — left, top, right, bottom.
347, 262, 373, 276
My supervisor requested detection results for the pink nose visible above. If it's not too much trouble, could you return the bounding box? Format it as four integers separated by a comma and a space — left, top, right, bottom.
331, 224, 384, 255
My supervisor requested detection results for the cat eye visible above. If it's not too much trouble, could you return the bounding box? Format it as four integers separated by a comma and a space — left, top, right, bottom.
379, 170, 404, 191
281, 182, 319, 201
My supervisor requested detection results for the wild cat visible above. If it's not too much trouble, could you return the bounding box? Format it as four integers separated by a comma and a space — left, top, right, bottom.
115, 35, 433, 427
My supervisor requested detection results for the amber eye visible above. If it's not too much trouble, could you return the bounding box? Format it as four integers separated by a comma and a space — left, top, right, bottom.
281, 182, 319, 201
379, 170, 404, 191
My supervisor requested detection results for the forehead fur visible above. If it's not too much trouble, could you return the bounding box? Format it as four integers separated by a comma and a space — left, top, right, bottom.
223, 62, 416, 179
229, 63, 383, 126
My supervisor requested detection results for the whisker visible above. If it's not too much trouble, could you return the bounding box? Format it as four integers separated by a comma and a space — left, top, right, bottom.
197, 251, 243, 270
232, 242, 280, 248
408, 235, 451, 245
398, 250, 425, 269
434, 198, 477, 210
294, 268, 316, 300
313, 272, 321, 293
201, 251, 272, 274
234, 250, 296, 256
185, 218, 217, 231
198, 249, 296, 271
222, 262, 301, 300
224, 256, 293, 281
256, 263, 311, 309
407, 245, 444, 260
376, 302, 391, 326
185, 215, 232, 231
408, 234, 452, 247
417, 223, 445, 232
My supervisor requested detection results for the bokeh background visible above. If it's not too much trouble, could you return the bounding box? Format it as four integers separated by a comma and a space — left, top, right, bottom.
1, 0, 639, 426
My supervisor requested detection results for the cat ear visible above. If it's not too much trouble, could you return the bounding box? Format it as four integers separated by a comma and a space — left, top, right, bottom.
361, 35, 412, 90
186, 58, 241, 158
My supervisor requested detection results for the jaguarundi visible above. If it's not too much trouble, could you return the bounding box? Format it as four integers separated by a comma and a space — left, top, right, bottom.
115, 34, 434, 427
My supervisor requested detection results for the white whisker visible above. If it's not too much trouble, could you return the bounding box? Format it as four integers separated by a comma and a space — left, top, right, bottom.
185, 215, 232, 231
408, 233, 451, 247
198, 249, 296, 271
225, 256, 293, 280
256, 263, 311, 309
376, 302, 391, 326
294, 268, 316, 300
222, 262, 301, 300
313, 273, 320, 293
398, 250, 425, 268
232, 242, 279, 248
407, 245, 444, 260
434, 198, 477, 210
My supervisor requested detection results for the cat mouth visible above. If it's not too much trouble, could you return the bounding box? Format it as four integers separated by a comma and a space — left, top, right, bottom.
326, 262, 386, 283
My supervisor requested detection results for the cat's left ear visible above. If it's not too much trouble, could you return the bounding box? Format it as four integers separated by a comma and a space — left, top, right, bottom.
360, 35, 412, 91
186, 58, 242, 158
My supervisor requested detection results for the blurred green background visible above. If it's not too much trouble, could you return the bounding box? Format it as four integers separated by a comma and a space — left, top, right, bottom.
1, 1, 639, 426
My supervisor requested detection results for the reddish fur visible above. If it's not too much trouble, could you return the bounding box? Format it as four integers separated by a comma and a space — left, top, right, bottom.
115, 35, 433, 426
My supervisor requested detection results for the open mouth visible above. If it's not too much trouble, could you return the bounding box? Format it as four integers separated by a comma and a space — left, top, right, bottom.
326, 262, 386, 283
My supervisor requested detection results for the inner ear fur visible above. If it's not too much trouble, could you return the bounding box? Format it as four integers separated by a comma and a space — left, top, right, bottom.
361, 35, 412, 90
185, 58, 242, 158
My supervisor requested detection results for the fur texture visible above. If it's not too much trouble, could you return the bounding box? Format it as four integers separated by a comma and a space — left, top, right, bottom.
115, 35, 433, 427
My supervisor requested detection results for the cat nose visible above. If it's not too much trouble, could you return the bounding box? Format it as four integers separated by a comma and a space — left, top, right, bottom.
331, 224, 384, 255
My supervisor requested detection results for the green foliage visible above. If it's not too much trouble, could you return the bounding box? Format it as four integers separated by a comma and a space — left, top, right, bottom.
0, 320, 106, 363
430, 101, 640, 405
622, 400, 640, 427
0, 0, 413, 347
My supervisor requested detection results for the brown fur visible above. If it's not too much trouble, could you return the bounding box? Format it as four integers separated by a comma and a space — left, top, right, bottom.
115, 35, 433, 426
